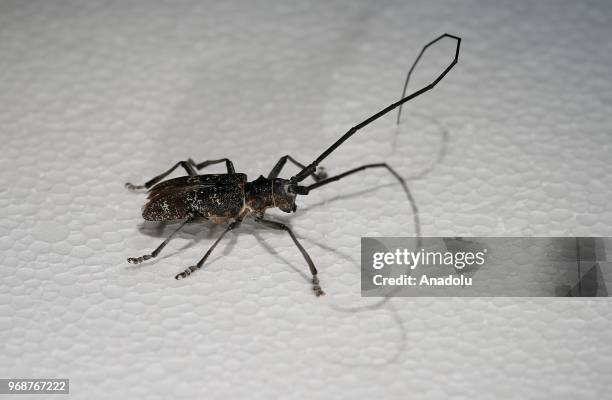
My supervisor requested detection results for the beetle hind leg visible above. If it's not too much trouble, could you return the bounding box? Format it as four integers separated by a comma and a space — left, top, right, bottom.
174, 219, 242, 280
126, 160, 197, 190
189, 158, 235, 174
127, 218, 192, 265
126, 158, 236, 191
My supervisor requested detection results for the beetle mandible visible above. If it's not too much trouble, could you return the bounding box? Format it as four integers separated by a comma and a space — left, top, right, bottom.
126, 34, 461, 296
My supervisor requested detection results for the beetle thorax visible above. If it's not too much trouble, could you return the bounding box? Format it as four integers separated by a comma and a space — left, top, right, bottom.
244, 176, 297, 214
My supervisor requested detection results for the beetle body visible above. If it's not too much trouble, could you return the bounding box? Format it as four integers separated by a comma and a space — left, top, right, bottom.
143, 174, 297, 224
126, 34, 461, 296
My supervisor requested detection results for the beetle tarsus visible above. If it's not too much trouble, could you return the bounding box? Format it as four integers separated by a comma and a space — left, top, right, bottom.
312, 276, 325, 297
175, 265, 197, 280
127, 255, 151, 264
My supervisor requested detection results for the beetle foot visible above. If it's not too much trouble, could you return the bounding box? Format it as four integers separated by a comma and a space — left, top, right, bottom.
127, 255, 151, 264
175, 265, 197, 280
125, 182, 146, 190
312, 276, 325, 297
175, 271, 188, 280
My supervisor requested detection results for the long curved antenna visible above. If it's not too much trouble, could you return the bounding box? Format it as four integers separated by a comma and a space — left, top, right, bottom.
289, 33, 461, 186
395, 36, 451, 125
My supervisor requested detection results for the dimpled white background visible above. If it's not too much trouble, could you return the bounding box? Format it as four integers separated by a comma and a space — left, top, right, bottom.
1, 0, 611, 398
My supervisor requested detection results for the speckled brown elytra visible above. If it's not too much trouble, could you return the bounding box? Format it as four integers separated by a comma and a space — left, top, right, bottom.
126, 34, 461, 296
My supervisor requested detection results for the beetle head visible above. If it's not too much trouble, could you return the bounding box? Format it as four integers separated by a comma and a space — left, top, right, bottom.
273, 179, 303, 213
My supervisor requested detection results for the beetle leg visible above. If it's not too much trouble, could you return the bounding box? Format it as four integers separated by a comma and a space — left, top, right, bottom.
175, 219, 242, 280
125, 160, 197, 190
188, 158, 235, 174
127, 218, 193, 264
268, 155, 327, 181
255, 217, 324, 297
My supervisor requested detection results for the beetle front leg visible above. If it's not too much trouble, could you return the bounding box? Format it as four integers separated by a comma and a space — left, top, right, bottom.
256, 217, 324, 297
127, 218, 193, 264
175, 219, 242, 280
268, 155, 327, 182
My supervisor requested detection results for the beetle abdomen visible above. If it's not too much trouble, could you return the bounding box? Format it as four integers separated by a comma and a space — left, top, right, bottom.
143, 174, 246, 221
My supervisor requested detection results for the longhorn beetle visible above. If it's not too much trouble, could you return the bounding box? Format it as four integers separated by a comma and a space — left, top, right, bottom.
126, 34, 461, 296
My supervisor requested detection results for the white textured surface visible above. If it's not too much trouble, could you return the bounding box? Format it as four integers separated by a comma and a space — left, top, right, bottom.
1, 0, 611, 398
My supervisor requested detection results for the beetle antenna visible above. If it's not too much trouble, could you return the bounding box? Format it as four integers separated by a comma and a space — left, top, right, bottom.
395, 35, 441, 125
290, 33, 461, 184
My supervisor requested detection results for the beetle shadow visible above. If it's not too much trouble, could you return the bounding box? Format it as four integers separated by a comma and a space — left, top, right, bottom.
256, 215, 409, 367
251, 229, 309, 281
127, 40, 447, 370
247, 215, 406, 365
295, 166, 426, 366
298, 182, 396, 213
247, 218, 350, 283
299, 113, 449, 214
322, 298, 407, 367
122, 17, 456, 370
390, 111, 450, 181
